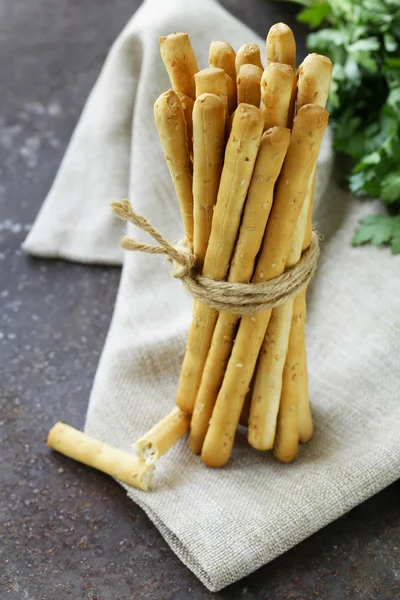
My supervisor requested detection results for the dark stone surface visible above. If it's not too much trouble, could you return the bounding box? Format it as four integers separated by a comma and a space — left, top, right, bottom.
1, 1, 399, 598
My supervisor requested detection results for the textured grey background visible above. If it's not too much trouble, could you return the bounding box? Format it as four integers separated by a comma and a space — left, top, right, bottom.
1, 1, 399, 598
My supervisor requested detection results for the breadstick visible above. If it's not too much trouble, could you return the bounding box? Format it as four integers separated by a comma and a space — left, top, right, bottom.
249, 54, 332, 453
261, 63, 295, 129
266, 23, 296, 126
159, 32, 199, 99
134, 407, 190, 463
237, 64, 263, 107
154, 90, 193, 245
189, 127, 290, 454
176, 104, 264, 414
235, 43, 263, 74
176, 92, 194, 159
192, 93, 226, 269
225, 74, 237, 115
47, 422, 154, 491
276, 53, 332, 453
194, 67, 228, 117
201, 104, 329, 467
297, 53, 332, 110
209, 40, 236, 81
266, 23, 296, 68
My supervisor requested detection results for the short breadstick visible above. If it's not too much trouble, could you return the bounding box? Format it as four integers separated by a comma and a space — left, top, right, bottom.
237, 64, 263, 107
133, 407, 190, 464
154, 90, 194, 245
195, 67, 228, 117
192, 93, 226, 269
261, 63, 295, 129
209, 40, 236, 81
176, 104, 264, 414
176, 92, 194, 159
202, 104, 329, 467
47, 422, 154, 491
236, 43, 263, 74
189, 127, 290, 454
266, 23, 297, 126
159, 32, 199, 99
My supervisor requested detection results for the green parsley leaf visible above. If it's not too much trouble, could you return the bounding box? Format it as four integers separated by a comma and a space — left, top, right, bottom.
352, 215, 400, 253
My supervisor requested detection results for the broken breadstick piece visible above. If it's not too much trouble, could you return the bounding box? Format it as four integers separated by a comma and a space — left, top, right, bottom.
134, 407, 190, 464
194, 67, 228, 117
237, 64, 263, 107
47, 422, 154, 491
235, 43, 264, 74
176, 92, 194, 159
261, 63, 295, 129
159, 32, 199, 99
209, 40, 236, 81
154, 89, 194, 246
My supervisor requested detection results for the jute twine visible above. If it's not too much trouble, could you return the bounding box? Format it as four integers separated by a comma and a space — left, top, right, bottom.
111, 199, 320, 315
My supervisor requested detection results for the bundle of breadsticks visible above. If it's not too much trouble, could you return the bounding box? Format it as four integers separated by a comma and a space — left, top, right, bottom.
47, 24, 332, 491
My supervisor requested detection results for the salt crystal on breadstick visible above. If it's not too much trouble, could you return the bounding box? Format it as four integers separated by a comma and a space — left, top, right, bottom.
237, 64, 263, 107
192, 93, 226, 269
47, 422, 154, 491
261, 63, 295, 129
154, 90, 194, 246
159, 33, 199, 99
189, 127, 290, 454
194, 67, 228, 118
201, 104, 329, 467
266, 23, 297, 126
134, 407, 190, 464
209, 41, 237, 82
235, 43, 264, 74
176, 104, 264, 414
176, 92, 194, 159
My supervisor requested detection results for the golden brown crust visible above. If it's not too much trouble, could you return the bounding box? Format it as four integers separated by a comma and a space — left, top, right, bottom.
237, 64, 263, 107
261, 62, 295, 129
159, 33, 199, 99
236, 43, 264, 74
209, 40, 236, 82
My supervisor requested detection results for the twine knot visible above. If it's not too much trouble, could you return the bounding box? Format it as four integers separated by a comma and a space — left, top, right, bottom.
111, 199, 320, 315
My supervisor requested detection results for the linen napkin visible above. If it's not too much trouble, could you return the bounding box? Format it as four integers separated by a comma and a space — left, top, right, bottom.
23, 0, 400, 592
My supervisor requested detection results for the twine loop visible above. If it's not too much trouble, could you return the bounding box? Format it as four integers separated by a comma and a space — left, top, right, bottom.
111, 199, 320, 315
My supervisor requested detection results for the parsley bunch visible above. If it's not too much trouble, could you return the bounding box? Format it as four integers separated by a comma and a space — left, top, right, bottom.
291, 0, 400, 253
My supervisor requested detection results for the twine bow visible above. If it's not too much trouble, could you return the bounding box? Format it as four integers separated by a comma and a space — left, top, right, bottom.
111, 199, 320, 315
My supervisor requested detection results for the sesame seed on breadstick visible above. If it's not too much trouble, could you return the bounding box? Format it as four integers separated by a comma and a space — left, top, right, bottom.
201, 104, 329, 467
159, 33, 199, 99
47, 423, 154, 491
176, 104, 264, 415
154, 90, 194, 246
